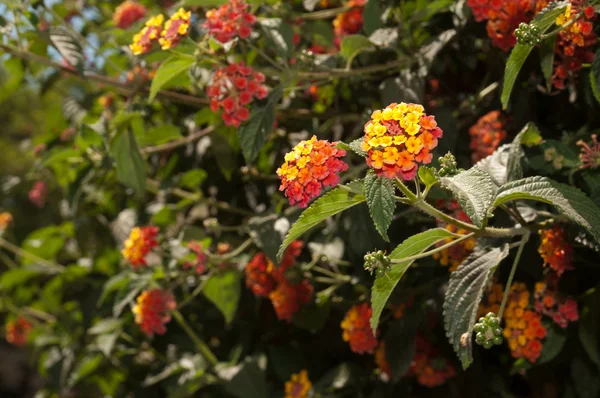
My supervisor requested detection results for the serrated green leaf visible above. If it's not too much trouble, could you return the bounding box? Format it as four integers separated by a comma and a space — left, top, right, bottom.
363, 0, 383, 35
203, 271, 241, 325
540, 36, 557, 92
476, 145, 511, 188
501, 1, 569, 109
278, 187, 366, 261
443, 243, 510, 369
340, 35, 374, 66
149, 56, 194, 102
238, 88, 282, 163
49, 26, 84, 74
370, 228, 456, 332
348, 138, 367, 157
111, 130, 146, 197
440, 167, 494, 228
494, 176, 600, 243
506, 123, 541, 182
364, 171, 395, 241
418, 166, 438, 187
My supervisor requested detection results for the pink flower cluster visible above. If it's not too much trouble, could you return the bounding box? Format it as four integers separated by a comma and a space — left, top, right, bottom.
204, 0, 256, 43
29, 181, 48, 208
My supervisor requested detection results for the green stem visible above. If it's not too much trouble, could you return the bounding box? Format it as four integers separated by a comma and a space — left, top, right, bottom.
390, 232, 476, 264
172, 310, 218, 366
177, 275, 210, 310
498, 233, 530, 319
312, 265, 350, 281
395, 179, 418, 202
245, 40, 283, 71
541, 11, 584, 40
0, 237, 64, 272
208, 238, 253, 262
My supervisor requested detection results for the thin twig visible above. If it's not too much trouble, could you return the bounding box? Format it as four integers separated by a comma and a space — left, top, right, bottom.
141, 126, 215, 154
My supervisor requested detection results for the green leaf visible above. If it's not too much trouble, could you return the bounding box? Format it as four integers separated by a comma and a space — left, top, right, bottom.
278, 187, 366, 261
0, 267, 51, 290
440, 167, 495, 228
219, 357, 268, 398
98, 272, 129, 306
135, 124, 182, 147
68, 354, 104, 387
443, 243, 510, 369
591, 48, 600, 105
363, 0, 383, 35
88, 318, 123, 335
501, 1, 569, 109
538, 324, 567, 364
237, 88, 282, 163
494, 176, 600, 243
111, 130, 146, 198
259, 19, 294, 60
49, 26, 84, 74
340, 35, 374, 65
203, 271, 241, 325
212, 130, 236, 181
248, 215, 282, 265
370, 228, 457, 332
267, 346, 306, 382
180, 169, 208, 190
418, 166, 438, 188
384, 315, 419, 382
540, 35, 557, 92
149, 56, 194, 102
0, 58, 24, 102
364, 171, 396, 241
348, 138, 367, 157
579, 286, 600, 366
506, 123, 541, 182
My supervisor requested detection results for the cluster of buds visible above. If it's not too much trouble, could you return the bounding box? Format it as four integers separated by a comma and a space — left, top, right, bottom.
364, 250, 391, 277
474, 312, 504, 348
204, 0, 256, 43
183, 241, 208, 275
514, 22, 542, 45
437, 152, 461, 177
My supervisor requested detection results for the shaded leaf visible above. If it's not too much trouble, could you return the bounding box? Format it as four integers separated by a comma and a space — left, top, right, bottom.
591, 48, 600, 105
111, 130, 146, 197
340, 35, 374, 65
238, 88, 282, 163
203, 271, 241, 325
68, 354, 104, 387
149, 56, 194, 102
363, 0, 383, 35
540, 35, 557, 92
579, 286, 600, 366
259, 19, 294, 60
219, 357, 268, 398
538, 324, 567, 364
506, 122, 541, 182
49, 26, 84, 74
364, 171, 396, 241
384, 315, 419, 382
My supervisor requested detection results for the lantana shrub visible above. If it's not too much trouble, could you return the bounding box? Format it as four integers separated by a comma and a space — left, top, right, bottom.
1, 0, 600, 397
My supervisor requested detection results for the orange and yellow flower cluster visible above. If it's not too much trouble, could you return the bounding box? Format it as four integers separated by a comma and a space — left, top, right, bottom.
362, 103, 442, 180
277, 136, 348, 208
122, 226, 159, 269
478, 280, 504, 317
244, 241, 313, 322
433, 224, 477, 272
534, 278, 579, 328
204, 0, 256, 43
409, 335, 456, 387
333, 0, 366, 46
469, 110, 507, 163
130, 9, 190, 55
538, 225, 573, 276
0, 212, 12, 231
5, 317, 32, 347
113, 1, 146, 29
284, 369, 312, 398
503, 282, 546, 363
133, 288, 176, 337
341, 303, 378, 354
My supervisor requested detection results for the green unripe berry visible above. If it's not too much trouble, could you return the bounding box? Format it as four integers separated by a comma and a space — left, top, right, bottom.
483, 340, 493, 349
375, 268, 385, 278
475, 332, 486, 344
493, 336, 503, 345
493, 327, 503, 336
475, 323, 487, 333
478, 317, 485, 324
488, 318, 499, 327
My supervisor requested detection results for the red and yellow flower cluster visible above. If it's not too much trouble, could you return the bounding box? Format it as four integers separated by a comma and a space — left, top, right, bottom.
333, 0, 366, 45
133, 288, 176, 337
534, 278, 579, 328
341, 303, 379, 354
277, 136, 348, 208
503, 282, 546, 363
5, 317, 32, 347
244, 241, 313, 322
552, 2, 596, 90
113, 1, 146, 29
122, 226, 159, 269
207, 62, 268, 127
409, 335, 456, 387
538, 225, 573, 276
204, 0, 256, 43
469, 110, 507, 163
362, 103, 442, 180
0, 212, 12, 231
130, 9, 190, 55
284, 369, 312, 398
184, 241, 208, 275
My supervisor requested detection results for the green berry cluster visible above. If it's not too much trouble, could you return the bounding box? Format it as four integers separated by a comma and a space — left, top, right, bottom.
474, 312, 503, 349
364, 250, 391, 277
514, 22, 542, 45
437, 152, 461, 177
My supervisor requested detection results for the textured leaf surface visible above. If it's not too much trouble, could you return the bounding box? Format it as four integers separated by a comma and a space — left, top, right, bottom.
238, 88, 282, 163
440, 167, 494, 227
370, 228, 456, 332
443, 243, 510, 369
494, 176, 600, 243
278, 187, 366, 261
364, 171, 396, 241
506, 123, 541, 182
50, 27, 84, 74
501, 1, 568, 109
476, 145, 510, 188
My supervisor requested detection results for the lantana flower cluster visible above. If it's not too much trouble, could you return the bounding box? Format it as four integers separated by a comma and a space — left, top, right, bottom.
284, 369, 312, 398
113, 1, 146, 29
5, 317, 32, 347
244, 241, 313, 322
333, 0, 366, 45
577, 134, 600, 169
469, 110, 507, 163
29, 180, 48, 208
362, 103, 442, 180
534, 277, 579, 328
0, 212, 12, 231
204, 0, 256, 43
503, 282, 547, 363
538, 225, 573, 276
207, 62, 268, 127
340, 303, 379, 354
130, 8, 190, 55
122, 226, 159, 268
409, 335, 456, 387
277, 136, 348, 208
183, 241, 208, 275
132, 288, 176, 337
